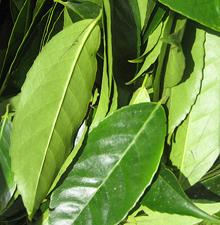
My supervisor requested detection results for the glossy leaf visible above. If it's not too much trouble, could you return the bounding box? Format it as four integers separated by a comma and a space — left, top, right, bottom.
10, 18, 100, 217
158, 0, 220, 32
126, 202, 220, 225
142, 168, 220, 223
0, 110, 16, 213
170, 31, 220, 188
168, 28, 205, 135
49, 103, 166, 225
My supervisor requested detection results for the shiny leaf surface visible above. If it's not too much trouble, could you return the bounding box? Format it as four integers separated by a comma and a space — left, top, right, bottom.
49, 103, 166, 225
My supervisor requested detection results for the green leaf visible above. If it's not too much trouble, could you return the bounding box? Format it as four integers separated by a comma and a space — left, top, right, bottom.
142, 168, 220, 223
56, 0, 101, 20
202, 174, 220, 197
49, 121, 88, 194
0, 109, 16, 213
158, 0, 220, 32
10, 18, 101, 217
170, 31, 220, 188
142, 4, 166, 43
49, 103, 166, 225
126, 202, 220, 225
137, 0, 148, 30
129, 76, 150, 104
168, 27, 205, 135
90, 18, 110, 129
130, 21, 163, 63
129, 87, 150, 105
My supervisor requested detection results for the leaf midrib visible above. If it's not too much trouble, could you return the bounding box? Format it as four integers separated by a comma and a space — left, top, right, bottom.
73, 103, 162, 223
32, 19, 98, 213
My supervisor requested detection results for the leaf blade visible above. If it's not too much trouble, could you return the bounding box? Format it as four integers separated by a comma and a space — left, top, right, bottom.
49, 103, 166, 225
10, 18, 101, 217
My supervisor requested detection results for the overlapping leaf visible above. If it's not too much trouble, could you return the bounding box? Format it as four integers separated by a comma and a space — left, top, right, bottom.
49, 103, 166, 225
142, 168, 220, 223
10, 18, 100, 217
170, 31, 220, 188
126, 202, 220, 225
168, 28, 205, 135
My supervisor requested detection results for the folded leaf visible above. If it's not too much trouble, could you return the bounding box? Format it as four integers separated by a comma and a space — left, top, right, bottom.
10, 18, 100, 217
142, 168, 220, 223
170, 31, 220, 187
49, 103, 166, 225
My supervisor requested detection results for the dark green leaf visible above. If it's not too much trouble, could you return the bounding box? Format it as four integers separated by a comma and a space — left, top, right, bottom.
0, 109, 16, 213
142, 168, 220, 223
158, 0, 220, 32
49, 103, 166, 225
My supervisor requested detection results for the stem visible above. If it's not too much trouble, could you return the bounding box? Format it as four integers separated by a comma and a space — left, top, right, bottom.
153, 12, 175, 101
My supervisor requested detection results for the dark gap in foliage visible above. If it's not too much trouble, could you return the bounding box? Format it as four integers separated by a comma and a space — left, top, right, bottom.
181, 21, 196, 82
187, 183, 220, 202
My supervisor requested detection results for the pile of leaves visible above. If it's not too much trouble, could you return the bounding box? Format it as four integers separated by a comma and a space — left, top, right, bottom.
0, 0, 220, 224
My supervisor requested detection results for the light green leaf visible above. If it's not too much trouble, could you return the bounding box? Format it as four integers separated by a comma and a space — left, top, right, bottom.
142, 4, 166, 43
158, 0, 220, 32
130, 22, 163, 63
142, 168, 220, 223
170, 31, 220, 188
129, 87, 150, 105
0, 109, 16, 213
130, 76, 150, 105
168, 28, 205, 135
49, 121, 88, 194
10, 18, 100, 217
137, 0, 148, 30
108, 77, 118, 115
90, 19, 110, 129
49, 103, 166, 225
127, 37, 163, 84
